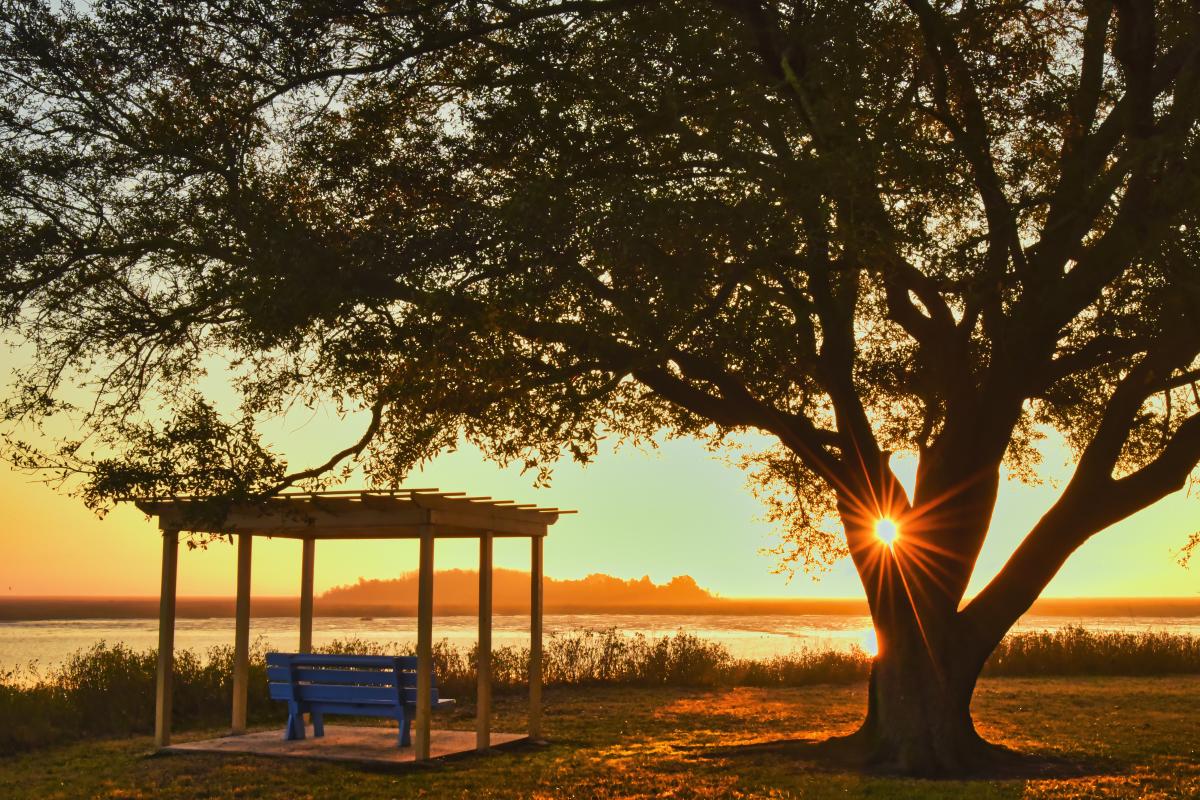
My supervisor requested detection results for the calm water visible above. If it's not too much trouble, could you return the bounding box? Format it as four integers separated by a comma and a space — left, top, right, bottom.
3, 613, 1200, 672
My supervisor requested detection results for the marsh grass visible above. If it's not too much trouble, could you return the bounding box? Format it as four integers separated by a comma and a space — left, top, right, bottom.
983, 626, 1200, 676
1, 625, 1196, 754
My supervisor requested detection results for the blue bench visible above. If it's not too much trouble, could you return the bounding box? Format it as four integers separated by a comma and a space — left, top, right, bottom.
266, 653, 454, 746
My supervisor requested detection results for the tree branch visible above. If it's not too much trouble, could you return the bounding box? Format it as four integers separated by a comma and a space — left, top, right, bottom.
244, 0, 649, 113
962, 407, 1200, 662
263, 396, 386, 495
904, 0, 1028, 284
1040, 334, 1149, 389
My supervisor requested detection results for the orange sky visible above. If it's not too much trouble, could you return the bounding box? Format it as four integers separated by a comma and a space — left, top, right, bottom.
0, 408, 1196, 600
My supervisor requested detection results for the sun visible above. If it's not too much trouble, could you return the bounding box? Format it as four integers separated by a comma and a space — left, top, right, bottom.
874, 518, 900, 547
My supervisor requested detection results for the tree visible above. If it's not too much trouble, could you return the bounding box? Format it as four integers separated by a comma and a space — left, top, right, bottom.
2, 0, 1199, 776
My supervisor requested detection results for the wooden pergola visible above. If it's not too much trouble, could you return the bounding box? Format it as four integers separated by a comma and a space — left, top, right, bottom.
133, 488, 572, 761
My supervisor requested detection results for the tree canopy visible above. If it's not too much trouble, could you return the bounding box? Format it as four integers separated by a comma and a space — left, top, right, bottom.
3, 0, 1200, 773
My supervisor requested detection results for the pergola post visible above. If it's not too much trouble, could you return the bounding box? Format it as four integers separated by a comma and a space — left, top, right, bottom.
476, 532, 494, 752
299, 538, 315, 653
154, 528, 180, 748
415, 529, 435, 760
231, 532, 253, 734
529, 534, 544, 741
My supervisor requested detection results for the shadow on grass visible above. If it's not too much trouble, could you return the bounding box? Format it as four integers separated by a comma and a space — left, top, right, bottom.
682, 737, 1120, 782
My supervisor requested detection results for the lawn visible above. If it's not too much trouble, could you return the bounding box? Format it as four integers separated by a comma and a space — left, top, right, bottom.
0, 676, 1196, 799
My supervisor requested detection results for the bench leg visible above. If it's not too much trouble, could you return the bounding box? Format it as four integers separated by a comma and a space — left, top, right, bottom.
399, 709, 412, 748
311, 711, 325, 738
285, 702, 306, 741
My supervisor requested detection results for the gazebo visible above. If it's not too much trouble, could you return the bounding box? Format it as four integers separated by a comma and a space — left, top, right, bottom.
132, 488, 571, 763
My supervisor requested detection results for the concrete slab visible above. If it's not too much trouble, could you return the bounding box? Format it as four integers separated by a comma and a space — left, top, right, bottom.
165, 726, 528, 766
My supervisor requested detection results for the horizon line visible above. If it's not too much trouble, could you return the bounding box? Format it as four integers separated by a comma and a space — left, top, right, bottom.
3, 593, 1198, 602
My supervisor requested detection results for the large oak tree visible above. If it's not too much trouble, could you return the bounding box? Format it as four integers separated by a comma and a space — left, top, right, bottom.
3, 0, 1200, 775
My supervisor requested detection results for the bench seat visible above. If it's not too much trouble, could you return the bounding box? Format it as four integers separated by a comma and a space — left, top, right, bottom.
266, 652, 454, 747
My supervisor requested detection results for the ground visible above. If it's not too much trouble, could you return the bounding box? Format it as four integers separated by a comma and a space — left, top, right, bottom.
1, 677, 1197, 799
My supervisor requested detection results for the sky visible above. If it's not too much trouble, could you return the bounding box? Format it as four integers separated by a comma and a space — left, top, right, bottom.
0, 396, 1196, 600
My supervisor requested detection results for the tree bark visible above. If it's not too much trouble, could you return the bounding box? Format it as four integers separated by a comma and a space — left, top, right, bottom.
845, 629, 997, 776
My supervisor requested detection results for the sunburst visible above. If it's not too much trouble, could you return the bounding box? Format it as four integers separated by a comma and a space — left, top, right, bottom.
874, 517, 900, 547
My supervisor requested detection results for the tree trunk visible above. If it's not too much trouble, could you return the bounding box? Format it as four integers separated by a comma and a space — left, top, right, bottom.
847, 640, 996, 775
830, 460, 1016, 776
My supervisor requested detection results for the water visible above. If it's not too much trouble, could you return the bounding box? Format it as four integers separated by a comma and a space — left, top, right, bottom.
3, 613, 1200, 672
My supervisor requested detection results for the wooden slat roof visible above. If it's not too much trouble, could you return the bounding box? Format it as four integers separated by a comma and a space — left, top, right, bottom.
131, 488, 575, 540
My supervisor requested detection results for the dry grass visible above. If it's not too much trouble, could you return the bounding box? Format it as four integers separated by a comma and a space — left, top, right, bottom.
0, 676, 1196, 799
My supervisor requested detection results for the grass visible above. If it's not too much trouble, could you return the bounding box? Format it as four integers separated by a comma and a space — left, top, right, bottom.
1, 626, 1198, 754
0, 676, 1196, 798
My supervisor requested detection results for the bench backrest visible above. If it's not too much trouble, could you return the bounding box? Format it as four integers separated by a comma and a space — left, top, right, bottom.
266, 653, 437, 706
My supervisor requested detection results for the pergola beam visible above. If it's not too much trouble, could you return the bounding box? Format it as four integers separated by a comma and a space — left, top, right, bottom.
139, 491, 563, 540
